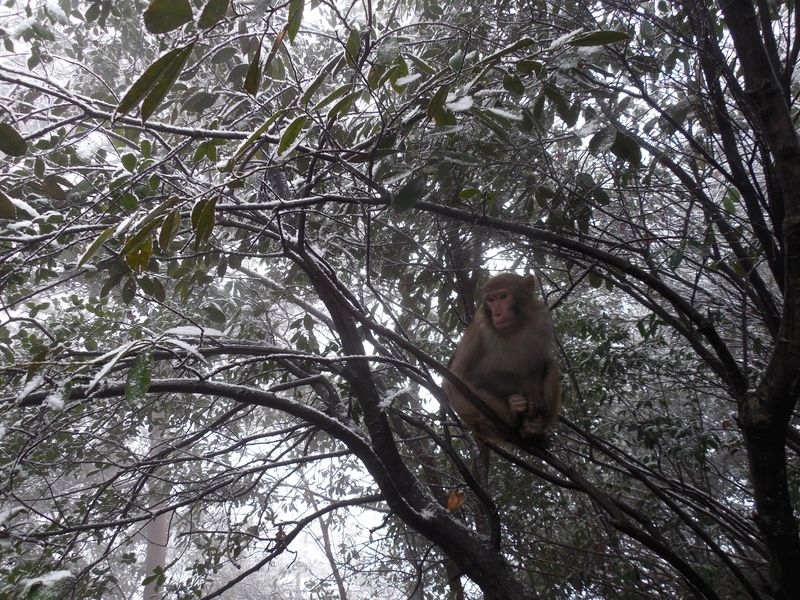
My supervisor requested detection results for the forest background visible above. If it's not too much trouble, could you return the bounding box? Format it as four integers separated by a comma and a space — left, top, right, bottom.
1, 0, 799, 599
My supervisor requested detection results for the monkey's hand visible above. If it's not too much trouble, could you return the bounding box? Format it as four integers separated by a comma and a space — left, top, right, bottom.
520, 414, 546, 440
508, 394, 529, 415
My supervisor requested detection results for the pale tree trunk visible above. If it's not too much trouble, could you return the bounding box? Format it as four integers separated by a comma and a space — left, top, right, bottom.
142, 414, 172, 600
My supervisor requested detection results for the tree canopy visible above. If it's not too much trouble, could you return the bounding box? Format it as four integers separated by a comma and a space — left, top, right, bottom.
1, 0, 799, 598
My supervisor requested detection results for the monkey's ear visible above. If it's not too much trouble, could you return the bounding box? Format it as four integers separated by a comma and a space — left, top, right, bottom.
523, 274, 537, 291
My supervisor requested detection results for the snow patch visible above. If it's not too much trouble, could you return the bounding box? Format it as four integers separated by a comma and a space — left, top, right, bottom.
20, 570, 74, 592
16, 375, 44, 403
163, 326, 224, 338
446, 96, 473, 112
395, 73, 422, 87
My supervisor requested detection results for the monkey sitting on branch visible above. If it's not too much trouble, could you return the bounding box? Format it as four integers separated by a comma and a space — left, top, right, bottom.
442, 273, 561, 445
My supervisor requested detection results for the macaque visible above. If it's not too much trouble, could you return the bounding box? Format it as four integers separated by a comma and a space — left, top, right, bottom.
443, 273, 561, 443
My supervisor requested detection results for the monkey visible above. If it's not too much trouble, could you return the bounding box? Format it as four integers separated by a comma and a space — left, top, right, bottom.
442, 273, 561, 444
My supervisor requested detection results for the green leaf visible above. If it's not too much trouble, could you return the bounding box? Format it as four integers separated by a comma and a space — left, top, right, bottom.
449, 49, 464, 71
143, 0, 193, 34
387, 58, 409, 91
472, 108, 511, 142
434, 109, 457, 127
141, 43, 195, 121
121, 218, 161, 259
121, 152, 137, 172
312, 83, 352, 112
544, 84, 570, 120
117, 44, 195, 120
198, 0, 228, 30
40, 175, 70, 202
427, 85, 450, 119
85, 2, 101, 22
405, 53, 435, 75
327, 90, 362, 120
203, 302, 228, 323
477, 38, 535, 67
263, 29, 287, 77
243, 43, 262, 96
393, 175, 426, 212
125, 235, 153, 273
0, 191, 16, 219
203, 302, 227, 324
212, 46, 237, 63
78, 225, 116, 266
576, 172, 595, 190
588, 127, 616, 155
502, 72, 525, 95
191, 197, 217, 249
125, 351, 152, 404
516, 59, 544, 78
0, 122, 27, 156
183, 91, 219, 113
345, 28, 361, 68
138, 276, 166, 302
610, 131, 642, 166
287, 0, 304, 43
117, 47, 184, 115
567, 30, 629, 47
159, 208, 181, 251
300, 55, 345, 105
226, 108, 288, 169
669, 247, 684, 269
278, 116, 307, 156
588, 271, 604, 289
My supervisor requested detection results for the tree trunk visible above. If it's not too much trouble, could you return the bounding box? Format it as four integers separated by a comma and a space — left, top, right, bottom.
714, 1, 800, 597
143, 417, 171, 600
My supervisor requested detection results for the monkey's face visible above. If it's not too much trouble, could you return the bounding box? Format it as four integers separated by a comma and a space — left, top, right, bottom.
483, 288, 516, 332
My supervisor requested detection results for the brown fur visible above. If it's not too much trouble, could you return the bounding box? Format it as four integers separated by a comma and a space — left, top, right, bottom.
443, 273, 561, 443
